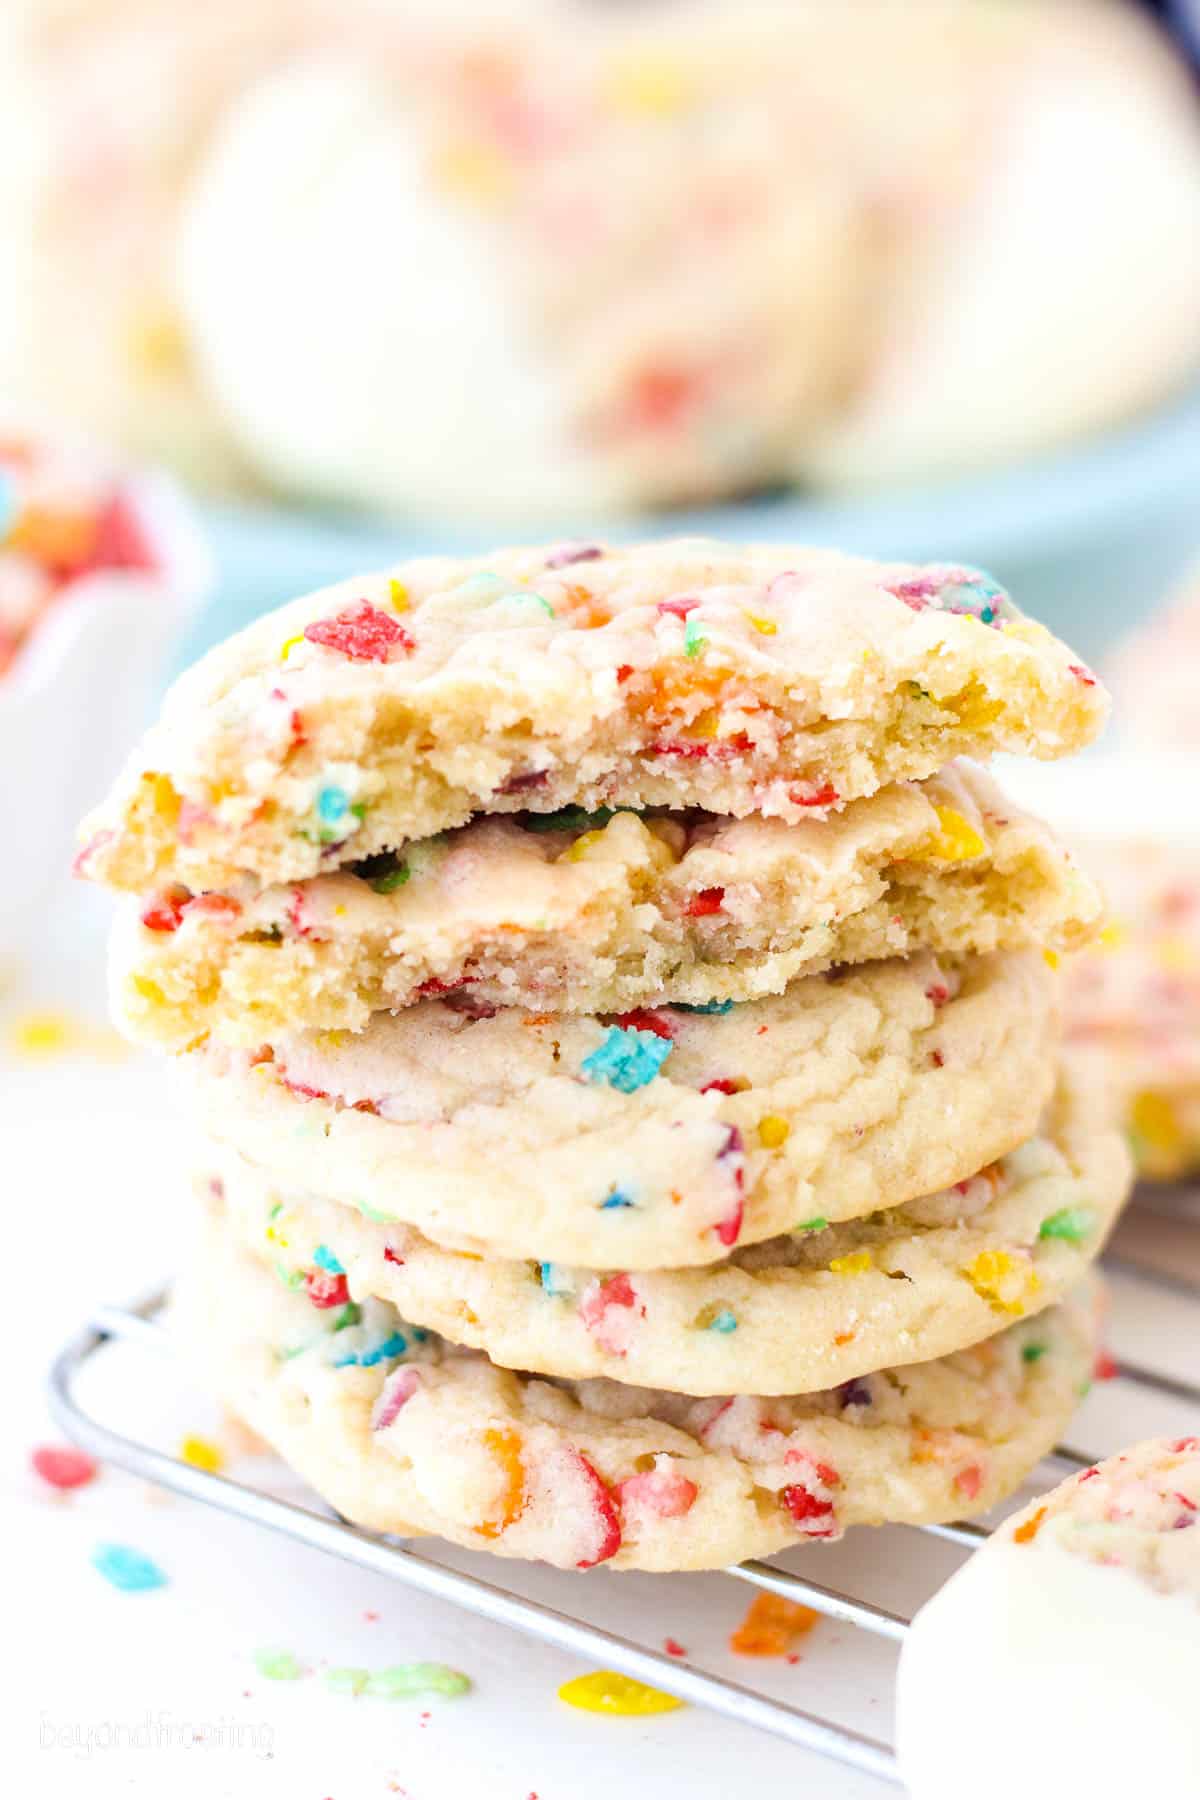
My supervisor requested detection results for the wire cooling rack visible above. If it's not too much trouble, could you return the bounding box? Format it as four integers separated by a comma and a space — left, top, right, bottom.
46, 1223, 1200, 1788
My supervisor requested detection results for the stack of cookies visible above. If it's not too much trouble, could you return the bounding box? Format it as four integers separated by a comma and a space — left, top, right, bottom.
79, 540, 1130, 1571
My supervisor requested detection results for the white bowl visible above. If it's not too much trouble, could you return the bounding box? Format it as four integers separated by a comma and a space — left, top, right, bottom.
0, 472, 211, 950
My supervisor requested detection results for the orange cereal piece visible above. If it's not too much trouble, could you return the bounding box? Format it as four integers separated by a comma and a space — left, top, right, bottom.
729, 1592, 820, 1657
476, 1427, 527, 1539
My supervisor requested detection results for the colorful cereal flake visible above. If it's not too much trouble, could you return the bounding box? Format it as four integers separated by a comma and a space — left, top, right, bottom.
582, 1025, 673, 1092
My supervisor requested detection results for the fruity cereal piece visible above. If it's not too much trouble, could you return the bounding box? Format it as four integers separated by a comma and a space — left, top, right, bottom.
79, 540, 1106, 896
729, 1592, 820, 1657
176, 1210, 1099, 1573
189, 951, 1064, 1272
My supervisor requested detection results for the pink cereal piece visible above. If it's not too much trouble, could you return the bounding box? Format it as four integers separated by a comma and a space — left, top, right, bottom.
579, 1274, 643, 1355
955, 1464, 984, 1500
615, 1468, 698, 1519
714, 1197, 744, 1248
371, 1367, 422, 1432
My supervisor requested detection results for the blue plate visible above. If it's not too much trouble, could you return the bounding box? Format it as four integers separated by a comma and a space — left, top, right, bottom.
181, 378, 1200, 672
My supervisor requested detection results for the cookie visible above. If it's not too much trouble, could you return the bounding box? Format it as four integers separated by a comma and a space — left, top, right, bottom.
180, 1208, 1097, 1573
187, 950, 1060, 1269
212, 1069, 1126, 1396
76, 540, 1107, 896
111, 759, 1100, 1049
1066, 837, 1200, 1180
897, 1437, 1200, 1800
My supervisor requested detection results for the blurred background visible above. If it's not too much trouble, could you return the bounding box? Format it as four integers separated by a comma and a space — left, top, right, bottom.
4, 0, 1200, 1032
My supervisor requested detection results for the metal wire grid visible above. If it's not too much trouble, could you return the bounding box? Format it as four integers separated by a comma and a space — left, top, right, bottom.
47, 1247, 1200, 1789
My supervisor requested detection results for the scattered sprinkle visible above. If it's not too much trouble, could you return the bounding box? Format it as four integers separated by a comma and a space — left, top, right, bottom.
91, 1543, 167, 1593
325, 1666, 370, 1696
351, 850, 411, 894
558, 1672, 683, 1716
254, 1648, 305, 1681
31, 1445, 98, 1490
664, 1638, 687, 1658
729, 1592, 820, 1658
796, 1217, 828, 1233
367, 1664, 471, 1700
1013, 1504, 1047, 1546
1021, 1343, 1047, 1364
179, 1435, 225, 1473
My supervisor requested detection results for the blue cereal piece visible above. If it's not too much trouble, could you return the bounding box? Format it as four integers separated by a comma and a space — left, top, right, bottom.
600, 1188, 635, 1211
312, 1244, 345, 1275
673, 999, 734, 1015
581, 1026, 673, 1093
707, 1308, 738, 1334
316, 784, 350, 826
91, 1543, 168, 1593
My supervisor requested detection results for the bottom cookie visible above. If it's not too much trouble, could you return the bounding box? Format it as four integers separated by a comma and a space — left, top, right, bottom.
178, 1211, 1097, 1573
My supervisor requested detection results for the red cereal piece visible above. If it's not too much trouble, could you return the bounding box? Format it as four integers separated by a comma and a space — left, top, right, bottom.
1069, 663, 1097, 687
955, 1464, 984, 1500
790, 782, 839, 809
613, 1008, 676, 1040
304, 1270, 350, 1309
1093, 1350, 1120, 1382
303, 600, 414, 663
574, 1453, 622, 1568
86, 491, 158, 574
714, 1198, 744, 1248
701, 1077, 740, 1096
656, 596, 700, 620
780, 1483, 836, 1535
184, 893, 243, 921
685, 887, 725, 917
140, 886, 190, 932
32, 1444, 98, 1491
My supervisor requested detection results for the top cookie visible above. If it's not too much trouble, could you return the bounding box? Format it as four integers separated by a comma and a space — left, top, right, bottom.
77, 540, 1107, 894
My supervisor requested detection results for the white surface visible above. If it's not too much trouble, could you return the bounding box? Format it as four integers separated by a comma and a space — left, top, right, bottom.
10, 885, 1199, 1800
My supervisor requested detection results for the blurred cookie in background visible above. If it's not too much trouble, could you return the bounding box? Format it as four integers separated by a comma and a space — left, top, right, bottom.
4, 1, 1200, 520
1106, 563, 1200, 752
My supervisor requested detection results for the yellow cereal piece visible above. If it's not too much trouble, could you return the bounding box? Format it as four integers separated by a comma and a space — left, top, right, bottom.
432, 140, 512, 204
950, 690, 1004, 730
743, 612, 777, 636
757, 1114, 790, 1149
1097, 920, 1126, 951
604, 53, 693, 116
125, 298, 189, 377
690, 707, 721, 740
180, 1434, 225, 1474
318, 1031, 347, 1052
562, 829, 609, 862
279, 633, 305, 663
8, 1011, 78, 1059
1043, 949, 1060, 971
558, 1671, 684, 1716
1130, 1089, 1184, 1157
829, 1250, 872, 1275
920, 806, 987, 863
1154, 936, 1197, 974
963, 1249, 1038, 1316
388, 578, 410, 613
